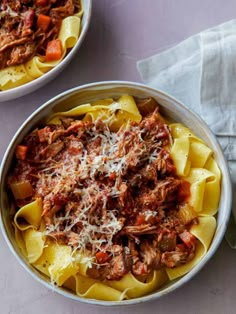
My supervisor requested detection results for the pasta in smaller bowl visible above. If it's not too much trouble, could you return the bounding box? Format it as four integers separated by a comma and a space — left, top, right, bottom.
0, 81, 232, 306
0, 0, 92, 102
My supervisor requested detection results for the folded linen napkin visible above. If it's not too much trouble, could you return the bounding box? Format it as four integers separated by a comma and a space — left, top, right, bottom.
137, 20, 236, 247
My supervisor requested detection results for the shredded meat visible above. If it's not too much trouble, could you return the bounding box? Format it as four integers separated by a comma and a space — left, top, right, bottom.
8, 43, 36, 67
123, 224, 158, 235
50, 0, 75, 22
135, 97, 159, 117
87, 246, 133, 281
140, 240, 161, 270
39, 140, 64, 158
8, 98, 198, 281
161, 251, 189, 268
0, 0, 81, 69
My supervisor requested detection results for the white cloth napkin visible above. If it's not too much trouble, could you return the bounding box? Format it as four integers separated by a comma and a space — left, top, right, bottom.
137, 19, 236, 247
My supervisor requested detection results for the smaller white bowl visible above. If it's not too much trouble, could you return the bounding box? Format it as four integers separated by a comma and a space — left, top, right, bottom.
0, 0, 92, 102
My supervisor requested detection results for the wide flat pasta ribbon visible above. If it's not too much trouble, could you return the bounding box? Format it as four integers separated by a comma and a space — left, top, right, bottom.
23, 229, 45, 263
33, 243, 78, 285
65, 270, 167, 301
170, 124, 213, 176
31, 242, 128, 301
73, 274, 128, 301
48, 95, 142, 132
170, 123, 204, 143
114, 95, 142, 121
205, 156, 221, 180
108, 95, 142, 131
48, 102, 111, 123
14, 225, 27, 257
188, 141, 212, 168
14, 198, 43, 231
170, 137, 191, 176
0, 65, 34, 91
107, 270, 168, 299
170, 122, 220, 215
185, 168, 220, 215
13, 199, 45, 261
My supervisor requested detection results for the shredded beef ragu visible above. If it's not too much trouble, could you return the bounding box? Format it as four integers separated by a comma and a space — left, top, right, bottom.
8, 98, 198, 281
0, 0, 81, 70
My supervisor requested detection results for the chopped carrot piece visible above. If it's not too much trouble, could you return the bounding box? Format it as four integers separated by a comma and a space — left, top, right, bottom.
135, 214, 146, 225
95, 251, 110, 264
176, 244, 187, 252
15, 145, 28, 160
45, 39, 63, 62
38, 127, 50, 142
109, 171, 116, 180
36, 0, 48, 6
37, 14, 51, 32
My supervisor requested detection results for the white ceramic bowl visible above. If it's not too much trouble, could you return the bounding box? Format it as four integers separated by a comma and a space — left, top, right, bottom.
0, 0, 92, 102
0, 81, 232, 306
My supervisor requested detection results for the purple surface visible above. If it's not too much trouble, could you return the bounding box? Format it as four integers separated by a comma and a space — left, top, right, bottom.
1, 1, 236, 313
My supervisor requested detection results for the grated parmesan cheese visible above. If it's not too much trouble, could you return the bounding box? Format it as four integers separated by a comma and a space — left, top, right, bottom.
32, 110, 174, 254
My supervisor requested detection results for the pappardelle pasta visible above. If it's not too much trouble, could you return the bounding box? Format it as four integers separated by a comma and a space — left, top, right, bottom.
0, 0, 83, 91
7, 95, 221, 301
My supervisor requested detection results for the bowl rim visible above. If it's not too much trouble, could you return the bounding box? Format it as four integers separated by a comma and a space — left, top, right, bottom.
0, 0, 92, 102
0, 80, 232, 306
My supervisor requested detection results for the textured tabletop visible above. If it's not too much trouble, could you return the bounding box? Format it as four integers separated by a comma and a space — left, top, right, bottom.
1, 1, 236, 313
